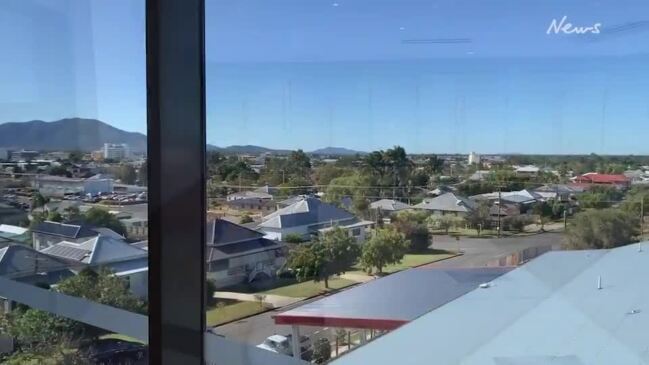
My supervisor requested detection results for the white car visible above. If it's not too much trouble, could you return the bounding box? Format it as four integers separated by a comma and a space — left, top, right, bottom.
256, 334, 312, 360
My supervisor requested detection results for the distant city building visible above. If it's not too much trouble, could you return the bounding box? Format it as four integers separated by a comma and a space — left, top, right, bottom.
10, 150, 39, 162
103, 143, 130, 161
468, 152, 481, 165
31, 174, 114, 197
0, 148, 8, 161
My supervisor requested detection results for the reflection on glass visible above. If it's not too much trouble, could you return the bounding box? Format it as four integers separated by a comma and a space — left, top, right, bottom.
0, 1, 148, 363
206, 0, 649, 363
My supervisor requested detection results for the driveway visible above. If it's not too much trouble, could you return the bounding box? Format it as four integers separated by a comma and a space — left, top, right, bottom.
214, 232, 566, 345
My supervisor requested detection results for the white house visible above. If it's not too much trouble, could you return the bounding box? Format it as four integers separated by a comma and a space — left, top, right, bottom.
258, 196, 373, 243
414, 192, 476, 216
206, 219, 286, 289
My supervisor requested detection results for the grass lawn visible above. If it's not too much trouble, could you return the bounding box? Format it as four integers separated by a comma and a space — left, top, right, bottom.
206, 300, 266, 327
260, 277, 356, 298
349, 249, 457, 275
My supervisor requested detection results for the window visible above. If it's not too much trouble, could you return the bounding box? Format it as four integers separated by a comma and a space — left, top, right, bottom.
205, 1, 649, 364
2, 0, 648, 364
0, 1, 148, 363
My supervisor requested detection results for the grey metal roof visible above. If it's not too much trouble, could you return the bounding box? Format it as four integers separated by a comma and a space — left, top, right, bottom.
369, 199, 412, 212
0, 244, 73, 279
206, 219, 264, 245
207, 237, 283, 261
414, 192, 476, 212
333, 243, 649, 365
259, 197, 355, 229
41, 236, 147, 265
276, 267, 511, 329
32, 221, 97, 239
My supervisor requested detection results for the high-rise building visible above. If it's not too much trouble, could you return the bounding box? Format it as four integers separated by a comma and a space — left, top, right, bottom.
103, 143, 130, 160
468, 151, 481, 165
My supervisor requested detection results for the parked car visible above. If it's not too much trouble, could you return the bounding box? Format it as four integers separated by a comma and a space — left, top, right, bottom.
256, 334, 313, 361
77, 338, 147, 365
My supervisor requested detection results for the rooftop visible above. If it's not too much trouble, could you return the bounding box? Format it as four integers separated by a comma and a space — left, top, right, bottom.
333, 243, 649, 365
259, 197, 355, 229
275, 266, 511, 330
414, 192, 475, 212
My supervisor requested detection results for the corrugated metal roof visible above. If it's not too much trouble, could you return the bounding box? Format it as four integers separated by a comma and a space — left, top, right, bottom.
333, 244, 649, 365
276, 267, 511, 329
414, 192, 476, 212
259, 197, 354, 229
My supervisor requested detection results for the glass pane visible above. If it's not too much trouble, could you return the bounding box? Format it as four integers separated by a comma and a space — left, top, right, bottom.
0, 1, 148, 363
206, 0, 649, 364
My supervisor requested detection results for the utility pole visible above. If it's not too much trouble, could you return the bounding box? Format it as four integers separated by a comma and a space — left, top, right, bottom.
497, 185, 502, 238
641, 199, 645, 238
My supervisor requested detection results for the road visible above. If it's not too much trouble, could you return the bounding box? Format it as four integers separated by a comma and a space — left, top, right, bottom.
213, 231, 566, 345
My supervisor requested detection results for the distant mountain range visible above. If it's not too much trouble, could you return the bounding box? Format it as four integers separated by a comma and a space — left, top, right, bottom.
208, 145, 366, 156
0, 118, 147, 152
0, 118, 367, 156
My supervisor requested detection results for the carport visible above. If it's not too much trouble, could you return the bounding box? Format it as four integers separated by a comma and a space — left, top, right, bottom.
274, 266, 513, 357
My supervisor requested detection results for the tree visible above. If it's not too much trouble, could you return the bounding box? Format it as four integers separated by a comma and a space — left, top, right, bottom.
138, 160, 148, 186
283, 233, 305, 244
56, 268, 145, 314
565, 209, 639, 250
69, 151, 84, 163
533, 201, 554, 231
239, 213, 253, 224
31, 193, 49, 211
1, 269, 144, 361
84, 207, 126, 236
427, 214, 464, 235
391, 210, 430, 252
63, 206, 82, 221
465, 201, 492, 231
47, 211, 63, 223
288, 227, 360, 288
361, 227, 410, 274
48, 165, 71, 177
116, 165, 137, 185
312, 338, 332, 364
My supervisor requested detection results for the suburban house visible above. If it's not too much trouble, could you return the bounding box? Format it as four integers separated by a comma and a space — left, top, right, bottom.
467, 170, 491, 182
0, 244, 75, 285
226, 189, 273, 202
31, 174, 113, 197
257, 196, 374, 242
369, 199, 412, 215
0, 244, 76, 313
471, 189, 543, 209
40, 235, 149, 299
534, 184, 584, 202
414, 192, 475, 216
206, 219, 286, 289
0, 202, 27, 226
514, 165, 540, 177
225, 197, 276, 214
31, 221, 102, 251
571, 172, 631, 189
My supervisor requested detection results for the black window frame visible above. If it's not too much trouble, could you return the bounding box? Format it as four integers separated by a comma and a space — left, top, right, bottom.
146, 0, 207, 363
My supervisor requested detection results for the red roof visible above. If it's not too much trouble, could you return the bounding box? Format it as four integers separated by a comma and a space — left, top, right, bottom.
573, 173, 629, 184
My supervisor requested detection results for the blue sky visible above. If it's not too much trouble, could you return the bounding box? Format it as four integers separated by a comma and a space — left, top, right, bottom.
2, 0, 649, 154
